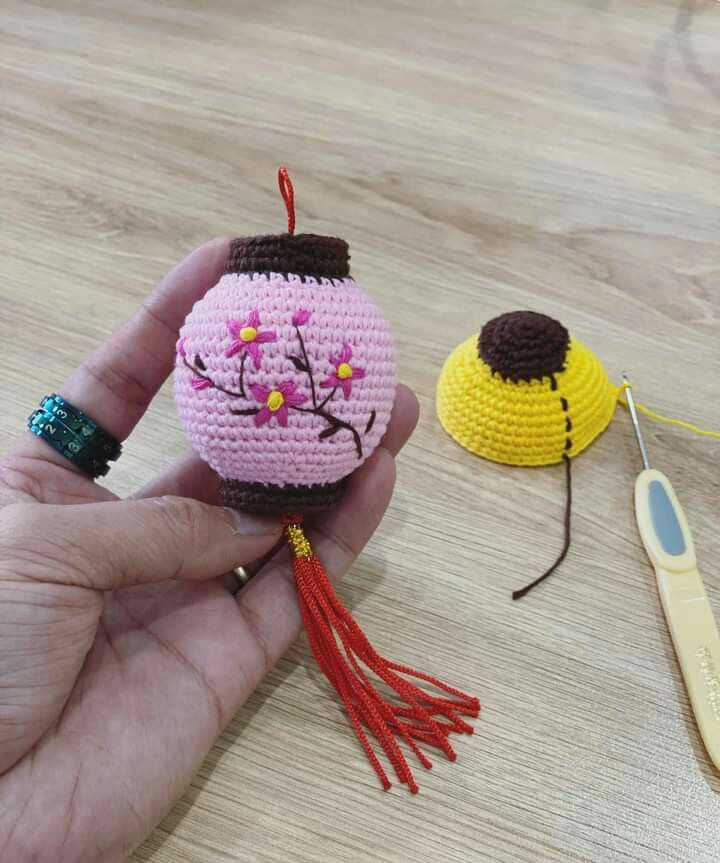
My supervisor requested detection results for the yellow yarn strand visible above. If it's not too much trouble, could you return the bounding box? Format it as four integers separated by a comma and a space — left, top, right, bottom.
617, 385, 720, 441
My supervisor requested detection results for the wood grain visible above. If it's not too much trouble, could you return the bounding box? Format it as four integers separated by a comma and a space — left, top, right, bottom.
1, 1, 719, 860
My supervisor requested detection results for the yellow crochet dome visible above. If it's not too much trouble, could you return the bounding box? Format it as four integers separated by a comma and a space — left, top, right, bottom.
436, 311, 619, 467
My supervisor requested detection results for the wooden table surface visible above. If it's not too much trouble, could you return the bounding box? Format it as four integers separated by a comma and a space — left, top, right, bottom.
2, 1, 719, 860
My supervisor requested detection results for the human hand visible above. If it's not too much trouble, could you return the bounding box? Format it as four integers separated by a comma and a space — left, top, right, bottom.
0, 239, 419, 862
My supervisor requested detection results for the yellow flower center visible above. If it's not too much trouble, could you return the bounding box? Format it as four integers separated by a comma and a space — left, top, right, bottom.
266, 390, 285, 412
240, 326, 258, 342
337, 362, 353, 380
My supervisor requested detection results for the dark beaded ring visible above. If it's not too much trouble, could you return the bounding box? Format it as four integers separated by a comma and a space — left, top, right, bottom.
27, 394, 122, 479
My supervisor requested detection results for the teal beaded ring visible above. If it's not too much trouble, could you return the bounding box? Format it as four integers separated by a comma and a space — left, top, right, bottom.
28, 394, 121, 478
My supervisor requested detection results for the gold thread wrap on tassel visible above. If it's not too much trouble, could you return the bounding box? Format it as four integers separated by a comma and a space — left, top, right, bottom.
284, 519, 312, 559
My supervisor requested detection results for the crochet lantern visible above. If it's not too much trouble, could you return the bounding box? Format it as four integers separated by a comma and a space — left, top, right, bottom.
175, 170, 478, 793
175, 227, 394, 512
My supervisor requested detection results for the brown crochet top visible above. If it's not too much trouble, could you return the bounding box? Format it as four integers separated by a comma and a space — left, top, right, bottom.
225, 233, 350, 281
478, 310, 570, 383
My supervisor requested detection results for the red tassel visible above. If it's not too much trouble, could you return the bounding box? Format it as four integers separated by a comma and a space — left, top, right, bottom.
284, 517, 480, 793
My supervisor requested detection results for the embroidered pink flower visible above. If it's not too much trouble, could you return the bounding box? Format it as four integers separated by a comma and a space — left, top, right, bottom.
177, 337, 187, 358
292, 309, 311, 327
226, 310, 277, 368
249, 381, 308, 427
191, 377, 212, 391
321, 344, 365, 400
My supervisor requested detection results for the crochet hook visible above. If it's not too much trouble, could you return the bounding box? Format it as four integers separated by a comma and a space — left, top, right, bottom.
624, 374, 720, 772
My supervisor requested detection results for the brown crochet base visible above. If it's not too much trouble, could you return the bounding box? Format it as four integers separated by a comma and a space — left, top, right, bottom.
478, 310, 570, 383
225, 234, 350, 281
220, 477, 346, 514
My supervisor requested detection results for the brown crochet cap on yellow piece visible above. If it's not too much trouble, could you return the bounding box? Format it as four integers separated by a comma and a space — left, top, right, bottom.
437, 310, 719, 600
437, 311, 619, 467
436, 310, 619, 599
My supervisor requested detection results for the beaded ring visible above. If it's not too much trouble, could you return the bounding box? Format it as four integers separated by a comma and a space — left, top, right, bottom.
28, 393, 122, 478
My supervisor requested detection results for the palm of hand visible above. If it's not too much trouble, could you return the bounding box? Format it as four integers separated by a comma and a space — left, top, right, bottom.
0, 446, 273, 861
0, 240, 417, 862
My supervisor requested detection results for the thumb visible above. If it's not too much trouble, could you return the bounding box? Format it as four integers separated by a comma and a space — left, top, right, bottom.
0, 497, 282, 591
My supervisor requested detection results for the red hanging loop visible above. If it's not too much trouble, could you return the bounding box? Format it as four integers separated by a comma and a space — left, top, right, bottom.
278, 166, 296, 235
282, 517, 480, 794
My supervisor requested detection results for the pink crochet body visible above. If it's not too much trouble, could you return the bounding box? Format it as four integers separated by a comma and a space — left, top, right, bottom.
175, 269, 396, 499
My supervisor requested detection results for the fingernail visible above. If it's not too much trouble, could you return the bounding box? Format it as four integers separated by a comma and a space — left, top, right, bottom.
224, 507, 280, 537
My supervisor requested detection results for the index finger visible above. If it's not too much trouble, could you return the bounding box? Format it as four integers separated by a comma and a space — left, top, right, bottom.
23, 238, 230, 454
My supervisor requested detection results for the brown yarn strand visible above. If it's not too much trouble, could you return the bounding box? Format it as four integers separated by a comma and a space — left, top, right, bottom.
512, 454, 572, 600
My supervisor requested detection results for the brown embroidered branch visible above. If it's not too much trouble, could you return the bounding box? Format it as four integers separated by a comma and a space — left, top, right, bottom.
290, 324, 317, 406
184, 321, 373, 459
291, 403, 363, 457
318, 387, 336, 410
288, 324, 364, 458
183, 353, 247, 399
